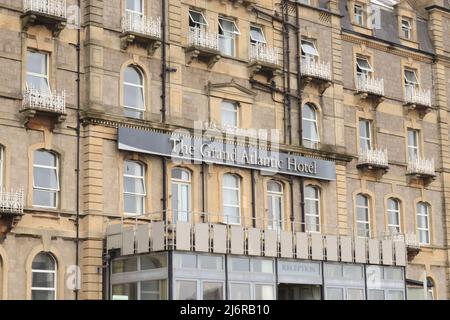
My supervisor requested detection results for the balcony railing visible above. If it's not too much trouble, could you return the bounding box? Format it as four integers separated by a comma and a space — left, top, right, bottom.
23, 0, 67, 18
106, 210, 407, 267
356, 75, 385, 96
122, 11, 161, 39
187, 27, 219, 51
380, 232, 420, 250
301, 59, 331, 81
0, 189, 24, 215
407, 157, 435, 177
22, 87, 66, 114
249, 43, 279, 65
404, 87, 432, 107
358, 148, 388, 168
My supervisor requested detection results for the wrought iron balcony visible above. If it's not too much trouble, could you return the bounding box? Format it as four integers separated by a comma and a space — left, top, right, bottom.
357, 148, 389, 171
186, 27, 221, 68
121, 12, 162, 54
356, 76, 385, 98
301, 59, 332, 93
21, 87, 66, 124
106, 210, 407, 267
406, 157, 435, 179
0, 189, 24, 216
404, 87, 432, 117
248, 43, 281, 79
21, 0, 67, 37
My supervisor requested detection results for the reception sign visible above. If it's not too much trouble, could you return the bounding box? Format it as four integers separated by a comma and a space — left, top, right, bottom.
118, 128, 336, 181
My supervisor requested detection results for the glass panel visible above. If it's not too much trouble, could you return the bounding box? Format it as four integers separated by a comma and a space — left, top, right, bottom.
126, 0, 142, 13
223, 206, 240, 224
27, 74, 50, 92
343, 265, 363, 279
141, 254, 167, 270
32, 272, 55, 288
347, 288, 365, 300
27, 51, 47, 75
32, 253, 55, 270
112, 283, 137, 300
250, 26, 265, 43
301, 41, 318, 56
404, 70, 418, 84
112, 257, 138, 274
230, 258, 250, 272
124, 176, 145, 194
356, 194, 368, 207
174, 254, 196, 269
388, 290, 404, 300
172, 168, 190, 181
124, 108, 143, 119
368, 289, 385, 300
356, 57, 372, 72
223, 174, 239, 188
419, 230, 429, 244
32, 290, 55, 300
255, 285, 274, 300
268, 181, 282, 193
34, 167, 58, 190
384, 267, 403, 280
203, 282, 224, 300
219, 34, 235, 56
324, 264, 342, 278
229, 283, 251, 300
176, 281, 197, 300
326, 287, 344, 300
198, 255, 223, 271
189, 10, 207, 27
35, 151, 56, 167
125, 161, 144, 176
33, 190, 57, 208
124, 194, 144, 214
124, 67, 142, 85
140, 281, 160, 300
124, 85, 144, 109
251, 259, 274, 273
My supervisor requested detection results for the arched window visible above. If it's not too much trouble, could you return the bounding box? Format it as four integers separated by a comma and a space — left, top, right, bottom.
33, 150, 59, 208
416, 202, 430, 245
124, 160, 146, 215
356, 194, 370, 238
222, 174, 241, 225
31, 252, 56, 300
0, 145, 4, 189
302, 103, 320, 149
305, 185, 321, 233
267, 181, 284, 230
171, 168, 191, 223
387, 198, 401, 234
124, 66, 145, 119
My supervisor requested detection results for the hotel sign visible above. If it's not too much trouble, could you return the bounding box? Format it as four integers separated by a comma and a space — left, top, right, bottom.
118, 128, 336, 181
277, 260, 322, 285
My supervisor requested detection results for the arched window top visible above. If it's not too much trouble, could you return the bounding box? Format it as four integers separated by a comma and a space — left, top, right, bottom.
32, 252, 56, 271
303, 103, 317, 120
34, 149, 58, 167
305, 185, 320, 198
172, 168, 191, 182
124, 66, 144, 86
268, 181, 283, 193
356, 193, 369, 206
417, 201, 430, 208
124, 160, 145, 177
388, 197, 400, 210
223, 173, 240, 188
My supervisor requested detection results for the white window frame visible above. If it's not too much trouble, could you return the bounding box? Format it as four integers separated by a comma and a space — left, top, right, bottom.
171, 168, 192, 223
302, 103, 320, 149
354, 3, 365, 26
249, 26, 266, 44
31, 253, 57, 300
33, 150, 60, 209
26, 50, 50, 92
189, 9, 208, 29
356, 56, 373, 79
359, 119, 372, 152
221, 101, 239, 129
356, 194, 371, 238
125, 0, 144, 16
301, 39, 319, 63
267, 181, 284, 231
401, 18, 412, 39
387, 198, 401, 234
123, 160, 146, 216
304, 185, 321, 233
407, 129, 420, 161
416, 202, 430, 245
222, 174, 241, 225
123, 66, 146, 118
218, 17, 241, 57
404, 69, 419, 95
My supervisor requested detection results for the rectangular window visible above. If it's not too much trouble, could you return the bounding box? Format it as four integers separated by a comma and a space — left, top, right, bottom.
250, 26, 266, 44
189, 9, 208, 29
251, 259, 274, 274
387, 199, 401, 234
173, 253, 197, 269
407, 129, 420, 161
222, 174, 241, 224
175, 280, 197, 300
401, 19, 412, 39
229, 283, 251, 300
347, 288, 365, 300
368, 289, 385, 300
356, 57, 373, 80
27, 51, 50, 93
354, 4, 365, 26
388, 290, 404, 300
112, 283, 137, 300
126, 0, 143, 15
255, 284, 275, 300
417, 203, 430, 245
123, 161, 146, 215
140, 281, 162, 300
359, 119, 372, 152
221, 101, 238, 128
202, 282, 224, 300
218, 17, 240, 56
33, 150, 59, 208
301, 39, 319, 63
356, 195, 370, 238
230, 257, 250, 272
198, 255, 223, 271
404, 69, 419, 97
326, 287, 344, 300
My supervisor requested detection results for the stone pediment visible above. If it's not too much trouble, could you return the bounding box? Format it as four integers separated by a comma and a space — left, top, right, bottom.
206, 80, 256, 103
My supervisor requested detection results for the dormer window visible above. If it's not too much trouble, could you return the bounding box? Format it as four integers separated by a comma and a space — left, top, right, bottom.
189, 10, 208, 29
354, 3, 365, 26
401, 18, 412, 40
301, 40, 319, 63
356, 56, 373, 80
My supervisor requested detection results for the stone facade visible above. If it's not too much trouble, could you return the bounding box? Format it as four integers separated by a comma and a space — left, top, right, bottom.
0, 0, 448, 300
